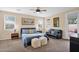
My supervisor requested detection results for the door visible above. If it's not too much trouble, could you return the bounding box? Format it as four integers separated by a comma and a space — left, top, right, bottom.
67, 11, 79, 38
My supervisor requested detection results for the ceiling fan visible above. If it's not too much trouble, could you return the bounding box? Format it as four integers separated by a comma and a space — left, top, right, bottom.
30, 7, 47, 13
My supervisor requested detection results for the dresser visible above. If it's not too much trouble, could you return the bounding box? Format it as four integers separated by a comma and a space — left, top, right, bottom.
11, 33, 19, 40
70, 37, 79, 52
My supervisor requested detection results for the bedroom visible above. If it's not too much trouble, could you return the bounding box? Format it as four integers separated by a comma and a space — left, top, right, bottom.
0, 7, 79, 52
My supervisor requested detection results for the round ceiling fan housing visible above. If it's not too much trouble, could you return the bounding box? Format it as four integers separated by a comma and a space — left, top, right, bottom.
36, 9, 40, 12
30, 7, 47, 13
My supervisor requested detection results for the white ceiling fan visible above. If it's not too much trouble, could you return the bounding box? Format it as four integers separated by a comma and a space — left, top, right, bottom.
30, 7, 47, 13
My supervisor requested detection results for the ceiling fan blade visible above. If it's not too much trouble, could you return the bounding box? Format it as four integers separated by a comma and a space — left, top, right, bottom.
41, 10, 47, 11
30, 9, 35, 11
37, 7, 40, 9
33, 12, 36, 13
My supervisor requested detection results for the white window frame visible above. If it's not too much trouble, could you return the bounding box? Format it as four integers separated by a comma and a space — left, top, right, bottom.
4, 15, 16, 31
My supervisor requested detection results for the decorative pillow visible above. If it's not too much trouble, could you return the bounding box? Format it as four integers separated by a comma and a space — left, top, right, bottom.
22, 29, 29, 34
29, 29, 36, 34
51, 31, 54, 35
29, 29, 31, 34
53, 30, 58, 36
48, 29, 51, 33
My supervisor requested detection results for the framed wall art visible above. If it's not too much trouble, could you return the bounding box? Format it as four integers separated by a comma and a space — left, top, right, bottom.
53, 17, 59, 27
22, 17, 35, 25
4, 15, 16, 30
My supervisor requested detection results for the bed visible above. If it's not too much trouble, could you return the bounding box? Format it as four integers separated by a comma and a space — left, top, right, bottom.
20, 28, 48, 47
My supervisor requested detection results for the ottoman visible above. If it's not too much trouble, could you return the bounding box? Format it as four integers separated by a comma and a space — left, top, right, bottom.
39, 36, 47, 46
31, 38, 41, 48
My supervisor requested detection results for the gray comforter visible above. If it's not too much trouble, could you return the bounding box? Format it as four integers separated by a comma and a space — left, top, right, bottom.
21, 33, 45, 47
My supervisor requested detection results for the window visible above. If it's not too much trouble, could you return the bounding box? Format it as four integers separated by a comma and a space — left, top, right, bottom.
4, 16, 16, 31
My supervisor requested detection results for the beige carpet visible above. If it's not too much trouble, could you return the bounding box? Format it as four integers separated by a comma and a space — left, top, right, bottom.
0, 38, 69, 52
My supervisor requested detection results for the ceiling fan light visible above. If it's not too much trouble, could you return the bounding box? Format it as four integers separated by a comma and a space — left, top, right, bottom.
36, 12, 40, 13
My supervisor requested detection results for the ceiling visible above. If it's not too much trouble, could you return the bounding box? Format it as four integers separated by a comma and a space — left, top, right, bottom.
0, 7, 76, 17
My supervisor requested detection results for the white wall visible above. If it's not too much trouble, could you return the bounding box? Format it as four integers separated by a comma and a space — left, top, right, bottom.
77, 14, 79, 34
0, 11, 37, 40
35, 17, 44, 32
63, 14, 70, 39
44, 17, 52, 32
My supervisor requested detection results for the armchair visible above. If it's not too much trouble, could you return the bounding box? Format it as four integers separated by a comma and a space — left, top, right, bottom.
46, 29, 62, 39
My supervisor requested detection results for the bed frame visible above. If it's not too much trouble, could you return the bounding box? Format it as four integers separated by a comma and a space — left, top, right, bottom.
20, 28, 36, 38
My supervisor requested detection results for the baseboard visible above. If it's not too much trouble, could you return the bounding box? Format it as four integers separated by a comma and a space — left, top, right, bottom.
0, 39, 11, 41
62, 39, 70, 41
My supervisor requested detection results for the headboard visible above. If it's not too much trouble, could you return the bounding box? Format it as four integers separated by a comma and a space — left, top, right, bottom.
21, 28, 36, 34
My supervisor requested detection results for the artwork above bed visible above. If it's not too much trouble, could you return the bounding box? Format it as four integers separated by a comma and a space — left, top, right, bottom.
21, 17, 35, 25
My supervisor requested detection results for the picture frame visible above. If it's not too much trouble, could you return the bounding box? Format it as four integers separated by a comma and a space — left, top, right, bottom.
4, 15, 16, 30
22, 17, 35, 25
53, 17, 59, 27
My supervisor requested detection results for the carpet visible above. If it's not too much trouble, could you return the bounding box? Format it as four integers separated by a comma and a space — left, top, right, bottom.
0, 38, 69, 52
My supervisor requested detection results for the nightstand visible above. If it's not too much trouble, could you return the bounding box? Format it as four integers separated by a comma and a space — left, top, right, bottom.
11, 33, 19, 40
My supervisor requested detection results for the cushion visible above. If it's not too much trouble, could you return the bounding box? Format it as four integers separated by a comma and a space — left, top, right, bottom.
22, 29, 29, 34
29, 29, 36, 34
51, 31, 54, 35
53, 30, 58, 36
